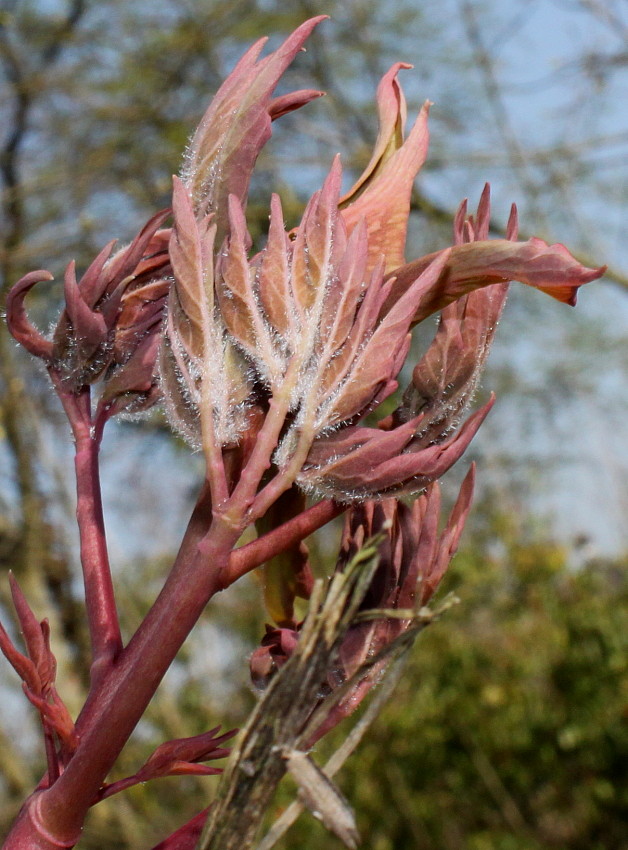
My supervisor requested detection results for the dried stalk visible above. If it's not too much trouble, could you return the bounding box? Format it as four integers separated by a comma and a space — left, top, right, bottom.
198, 538, 383, 850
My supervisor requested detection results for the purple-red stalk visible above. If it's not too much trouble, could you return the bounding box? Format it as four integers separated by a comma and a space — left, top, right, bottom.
50, 377, 122, 681
24, 450, 342, 843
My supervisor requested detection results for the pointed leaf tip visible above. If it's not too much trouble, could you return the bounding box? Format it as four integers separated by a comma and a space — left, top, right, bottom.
182, 15, 327, 241
387, 239, 606, 324
63, 261, 108, 353
269, 88, 325, 120
340, 94, 430, 275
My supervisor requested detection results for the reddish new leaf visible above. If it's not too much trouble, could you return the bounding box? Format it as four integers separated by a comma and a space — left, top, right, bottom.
339, 62, 411, 203
0, 619, 41, 695
419, 463, 475, 604
150, 809, 210, 850
327, 250, 451, 426
302, 397, 492, 499
290, 156, 346, 318
183, 16, 327, 243
9, 575, 49, 682
5, 270, 55, 360
397, 188, 510, 443
62, 261, 108, 360
169, 176, 217, 357
257, 193, 294, 339
135, 726, 237, 781
341, 95, 430, 275
216, 195, 259, 351
385, 238, 606, 324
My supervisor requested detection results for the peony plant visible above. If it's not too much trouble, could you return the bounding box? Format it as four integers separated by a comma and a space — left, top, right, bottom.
1, 16, 604, 850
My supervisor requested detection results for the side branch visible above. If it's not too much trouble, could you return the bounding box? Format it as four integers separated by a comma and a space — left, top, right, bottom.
53, 378, 122, 680
219, 499, 345, 589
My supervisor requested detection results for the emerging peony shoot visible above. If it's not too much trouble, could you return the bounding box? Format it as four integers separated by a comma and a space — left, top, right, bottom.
1, 16, 604, 850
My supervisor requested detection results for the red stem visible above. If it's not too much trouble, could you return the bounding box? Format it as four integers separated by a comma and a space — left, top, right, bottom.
71, 392, 123, 680
0, 795, 77, 849
42, 724, 59, 786
223, 371, 299, 524
5, 474, 344, 850
27, 516, 238, 845
96, 775, 142, 802
48, 373, 122, 680
219, 498, 345, 589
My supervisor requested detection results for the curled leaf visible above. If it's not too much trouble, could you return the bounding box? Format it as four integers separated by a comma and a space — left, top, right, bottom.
385, 238, 606, 324
339, 62, 412, 202
5, 270, 55, 359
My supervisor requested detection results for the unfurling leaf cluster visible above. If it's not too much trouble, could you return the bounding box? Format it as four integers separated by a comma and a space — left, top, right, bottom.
0, 14, 606, 850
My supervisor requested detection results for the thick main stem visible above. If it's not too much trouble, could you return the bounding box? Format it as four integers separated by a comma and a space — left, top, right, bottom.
25, 517, 239, 847
3, 376, 342, 848
1, 483, 225, 849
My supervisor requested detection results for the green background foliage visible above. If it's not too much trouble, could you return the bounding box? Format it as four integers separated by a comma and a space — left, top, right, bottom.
272, 509, 628, 850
